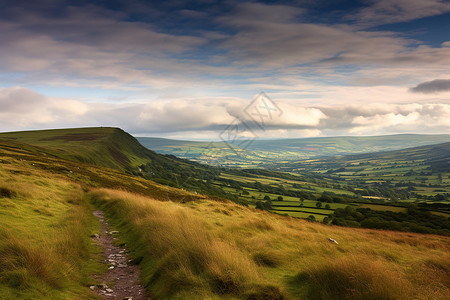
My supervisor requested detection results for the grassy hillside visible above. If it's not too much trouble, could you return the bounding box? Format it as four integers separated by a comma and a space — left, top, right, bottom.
91, 188, 450, 299
0, 131, 207, 298
1, 127, 449, 299
0, 127, 160, 172
0, 142, 102, 298
137, 134, 450, 167
0, 127, 234, 200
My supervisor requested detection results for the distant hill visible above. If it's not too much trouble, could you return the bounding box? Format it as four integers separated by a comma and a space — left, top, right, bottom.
279, 141, 450, 173
346, 141, 450, 172
137, 134, 450, 167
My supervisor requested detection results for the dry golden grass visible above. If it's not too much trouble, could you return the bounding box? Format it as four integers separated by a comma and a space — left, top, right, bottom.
91, 188, 450, 299
90, 189, 271, 298
0, 158, 102, 299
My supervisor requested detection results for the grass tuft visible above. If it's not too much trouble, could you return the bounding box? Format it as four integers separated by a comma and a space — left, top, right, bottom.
296, 254, 413, 300
252, 251, 282, 268
0, 186, 15, 198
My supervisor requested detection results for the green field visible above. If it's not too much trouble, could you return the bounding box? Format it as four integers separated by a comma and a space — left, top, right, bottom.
197, 143, 450, 223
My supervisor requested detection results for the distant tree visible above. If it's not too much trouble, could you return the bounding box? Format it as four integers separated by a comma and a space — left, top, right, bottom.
325, 204, 331, 209
242, 190, 250, 195
263, 195, 271, 201
255, 201, 265, 210
307, 215, 316, 222
318, 193, 333, 203
255, 200, 272, 211
316, 202, 322, 208
277, 196, 283, 201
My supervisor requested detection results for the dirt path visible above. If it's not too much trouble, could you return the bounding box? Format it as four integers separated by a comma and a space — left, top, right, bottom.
91, 210, 148, 300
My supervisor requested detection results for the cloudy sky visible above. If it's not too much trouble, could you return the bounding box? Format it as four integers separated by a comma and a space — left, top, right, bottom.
0, 0, 449, 139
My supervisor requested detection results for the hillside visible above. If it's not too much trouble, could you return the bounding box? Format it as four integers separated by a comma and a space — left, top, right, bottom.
137, 134, 450, 167
0, 127, 163, 173
0, 129, 449, 299
0, 127, 232, 200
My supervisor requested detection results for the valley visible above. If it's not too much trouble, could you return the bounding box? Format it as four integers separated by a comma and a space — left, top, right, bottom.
137, 134, 450, 168
139, 135, 450, 232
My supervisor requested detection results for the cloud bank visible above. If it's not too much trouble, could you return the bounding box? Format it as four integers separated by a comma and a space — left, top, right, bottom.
1, 87, 448, 138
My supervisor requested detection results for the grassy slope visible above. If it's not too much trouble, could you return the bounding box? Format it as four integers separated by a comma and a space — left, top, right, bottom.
0, 135, 205, 298
0, 127, 234, 200
0, 145, 102, 299
91, 188, 450, 299
1, 128, 450, 299
0, 127, 162, 173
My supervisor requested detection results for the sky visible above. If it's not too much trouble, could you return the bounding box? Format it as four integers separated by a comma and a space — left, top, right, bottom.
0, 0, 449, 140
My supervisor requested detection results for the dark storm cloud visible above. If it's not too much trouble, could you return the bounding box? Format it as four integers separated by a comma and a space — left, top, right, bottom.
410, 79, 450, 93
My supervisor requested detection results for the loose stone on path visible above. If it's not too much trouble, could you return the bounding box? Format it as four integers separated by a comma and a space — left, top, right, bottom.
91, 210, 148, 300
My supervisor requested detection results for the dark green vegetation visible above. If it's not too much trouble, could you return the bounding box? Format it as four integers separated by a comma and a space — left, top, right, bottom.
330, 205, 450, 235
1, 127, 450, 299
137, 134, 450, 167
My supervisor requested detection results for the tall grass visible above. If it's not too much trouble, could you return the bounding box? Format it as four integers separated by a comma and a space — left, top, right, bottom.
90, 188, 450, 300
0, 166, 101, 299
90, 189, 284, 299
295, 254, 413, 299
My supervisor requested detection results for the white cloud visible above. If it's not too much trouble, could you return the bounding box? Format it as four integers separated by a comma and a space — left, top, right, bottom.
0, 87, 448, 138
0, 87, 88, 129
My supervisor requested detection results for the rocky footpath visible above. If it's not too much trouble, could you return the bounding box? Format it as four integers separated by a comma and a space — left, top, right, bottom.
91, 210, 148, 300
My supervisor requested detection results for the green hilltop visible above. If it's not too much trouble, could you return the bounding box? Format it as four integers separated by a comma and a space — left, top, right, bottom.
0, 127, 232, 200
0, 127, 156, 172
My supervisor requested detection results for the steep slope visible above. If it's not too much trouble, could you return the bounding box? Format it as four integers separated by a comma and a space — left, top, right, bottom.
0, 127, 160, 172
